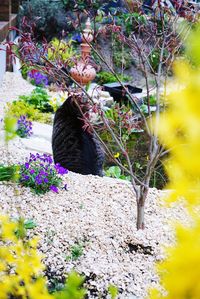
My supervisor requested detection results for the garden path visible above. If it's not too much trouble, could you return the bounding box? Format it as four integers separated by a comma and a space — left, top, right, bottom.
0, 72, 53, 153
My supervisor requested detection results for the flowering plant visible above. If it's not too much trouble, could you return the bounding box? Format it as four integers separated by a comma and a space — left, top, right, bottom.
16, 115, 33, 138
19, 153, 68, 194
28, 69, 49, 87
0, 215, 86, 299
149, 25, 200, 299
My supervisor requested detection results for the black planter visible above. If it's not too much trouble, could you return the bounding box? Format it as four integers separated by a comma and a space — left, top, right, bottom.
103, 82, 142, 104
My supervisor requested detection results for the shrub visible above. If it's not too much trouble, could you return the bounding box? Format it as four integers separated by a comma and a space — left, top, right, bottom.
48, 39, 76, 65
113, 49, 133, 70
116, 12, 147, 36
6, 100, 52, 124
0, 215, 86, 299
16, 115, 33, 138
18, 0, 69, 41
96, 71, 132, 85
19, 87, 53, 113
19, 153, 68, 194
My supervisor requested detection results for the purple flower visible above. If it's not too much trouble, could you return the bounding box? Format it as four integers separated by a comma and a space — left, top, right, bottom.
16, 115, 33, 138
72, 33, 82, 43
35, 175, 42, 185
50, 185, 59, 193
28, 70, 49, 87
39, 170, 46, 175
20, 152, 68, 195
55, 163, 68, 175
24, 175, 29, 181
25, 162, 30, 169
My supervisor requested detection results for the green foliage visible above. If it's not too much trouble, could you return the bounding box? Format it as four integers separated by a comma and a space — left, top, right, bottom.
112, 35, 133, 70
0, 164, 18, 182
105, 166, 131, 181
48, 39, 76, 65
19, 87, 53, 113
149, 49, 160, 72
21, 64, 30, 79
116, 12, 147, 36
108, 284, 118, 299
6, 100, 52, 124
66, 243, 84, 261
54, 272, 86, 299
99, 115, 167, 189
144, 95, 157, 106
96, 71, 132, 85
48, 278, 65, 294
3, 115, 17, 142
15, 217, 37, 240
149, 49, 169, 73
113, 48, 132, 70
6, 100, 52, 125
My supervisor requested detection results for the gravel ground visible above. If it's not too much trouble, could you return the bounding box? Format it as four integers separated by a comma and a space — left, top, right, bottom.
0, 72, 34, 116
0, 139, 190, 299
0, 72, 190, 298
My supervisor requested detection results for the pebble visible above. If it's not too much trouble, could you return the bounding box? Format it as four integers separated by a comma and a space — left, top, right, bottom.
0, 72, 191, 298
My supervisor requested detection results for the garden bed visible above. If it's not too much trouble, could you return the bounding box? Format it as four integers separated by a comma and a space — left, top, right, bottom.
0, 138, 190, 298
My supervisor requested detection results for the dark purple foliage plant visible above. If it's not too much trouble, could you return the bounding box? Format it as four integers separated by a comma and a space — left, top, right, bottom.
20, 153, 68, 194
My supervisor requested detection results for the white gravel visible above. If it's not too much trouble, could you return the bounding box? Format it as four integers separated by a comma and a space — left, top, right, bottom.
0, 72, 34, 116
0, 139, 190, 299
0, 72, 190, 298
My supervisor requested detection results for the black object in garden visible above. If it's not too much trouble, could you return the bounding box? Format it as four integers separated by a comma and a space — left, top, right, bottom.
52, 97, 105, 176
104, 82, 142, 104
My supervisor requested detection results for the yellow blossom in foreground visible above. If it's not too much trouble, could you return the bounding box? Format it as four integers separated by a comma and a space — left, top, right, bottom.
155, 59, 200, 206
150, 24, 200, 299
149, 217, 200, 299
0, 216, 53, 299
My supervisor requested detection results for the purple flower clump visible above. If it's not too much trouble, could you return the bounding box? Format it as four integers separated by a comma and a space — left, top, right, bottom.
28, 70, 49, 87
16, 115, 33, 138
19, 153, 68, 195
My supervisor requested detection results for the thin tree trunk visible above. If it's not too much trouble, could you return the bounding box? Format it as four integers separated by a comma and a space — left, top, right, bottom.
136, 201, 145, 230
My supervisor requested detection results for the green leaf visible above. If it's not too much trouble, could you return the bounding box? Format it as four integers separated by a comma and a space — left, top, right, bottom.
4, 116, 17, 142
108, 284, 118, 299
105, 166, 121, 178
54, 272, 86, 299
24, 219, 37, 229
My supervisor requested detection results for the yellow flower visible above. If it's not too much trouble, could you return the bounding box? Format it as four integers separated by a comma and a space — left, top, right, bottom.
0, 217, 53, 299
150, 25, 200, 299
114, 152, 120, 158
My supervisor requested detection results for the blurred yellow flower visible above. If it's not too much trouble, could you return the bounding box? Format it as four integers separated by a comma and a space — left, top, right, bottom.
0, 217, 53, 299
114, 152, 120, 158
150, 24, 200, 299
